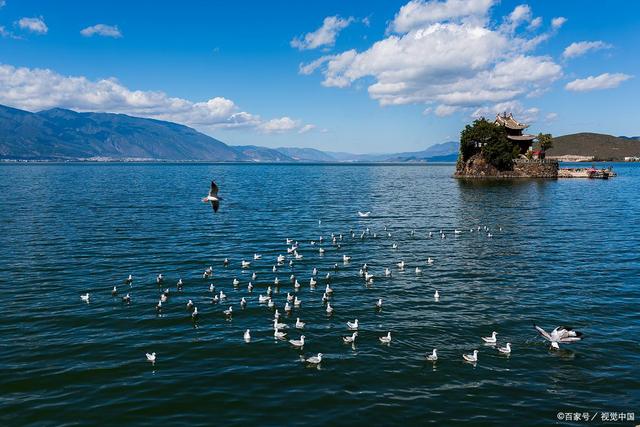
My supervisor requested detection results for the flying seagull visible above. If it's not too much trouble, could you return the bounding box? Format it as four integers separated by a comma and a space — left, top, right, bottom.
202, 181, 221, 212
534, 324, 584, 349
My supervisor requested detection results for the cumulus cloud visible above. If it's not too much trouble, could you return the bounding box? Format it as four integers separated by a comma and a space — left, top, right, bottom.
390, 0, 495, 33
259, 117, 299, 133
527, 16, 542, 30
17, 16, 48, 34
298, 124, 316, 134
80, 24, 122, 38
501, 4, 533, 33
0, 63, 312, 133
551, 17, 566, 29
562, 40, 612, 59
565, 73, 632, 92
300, 0, 565, 118
434, 105, 458, 116
291, 15, 354, 50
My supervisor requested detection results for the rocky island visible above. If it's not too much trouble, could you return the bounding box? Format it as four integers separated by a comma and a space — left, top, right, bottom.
455, 113, 559, 179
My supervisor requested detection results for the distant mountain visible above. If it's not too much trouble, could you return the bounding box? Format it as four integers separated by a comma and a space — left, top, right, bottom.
546, 133, 640, 161
326, 141, 458, 162
233, 145, 294, 162
0, 103, 458, 162
0, 105, 244, 161
275, 147, 336, 162
382, 141, 458, 162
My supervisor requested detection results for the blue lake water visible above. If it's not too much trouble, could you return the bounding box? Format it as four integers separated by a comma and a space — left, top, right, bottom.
0, 163, 639, 426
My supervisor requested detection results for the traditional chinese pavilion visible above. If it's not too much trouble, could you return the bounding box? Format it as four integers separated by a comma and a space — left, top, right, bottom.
494, 112, 536, 154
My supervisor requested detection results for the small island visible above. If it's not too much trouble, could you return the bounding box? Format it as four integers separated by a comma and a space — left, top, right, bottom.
455, 113, 559, 178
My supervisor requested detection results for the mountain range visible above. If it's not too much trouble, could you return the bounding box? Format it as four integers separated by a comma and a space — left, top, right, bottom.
0, 104, 458, 162
1, 104, 638, 162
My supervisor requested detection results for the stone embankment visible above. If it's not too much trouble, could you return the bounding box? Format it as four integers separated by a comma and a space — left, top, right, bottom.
455, 154, 558, 178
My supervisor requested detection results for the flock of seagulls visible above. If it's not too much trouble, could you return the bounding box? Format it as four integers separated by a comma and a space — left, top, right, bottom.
80, 181, 584, 369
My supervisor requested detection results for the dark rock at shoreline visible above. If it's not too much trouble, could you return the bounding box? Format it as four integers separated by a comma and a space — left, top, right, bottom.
455, 154, 558, 178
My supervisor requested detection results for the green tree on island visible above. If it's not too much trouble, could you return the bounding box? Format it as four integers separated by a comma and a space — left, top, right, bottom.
459, 118, 515, 170
537, 133, 553, 153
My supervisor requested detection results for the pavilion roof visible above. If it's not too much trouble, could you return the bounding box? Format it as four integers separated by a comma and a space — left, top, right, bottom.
507, 134, 536, 141
495, 113, 529, 130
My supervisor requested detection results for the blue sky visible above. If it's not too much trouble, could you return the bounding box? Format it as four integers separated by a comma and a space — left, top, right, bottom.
0, 0, 638, 153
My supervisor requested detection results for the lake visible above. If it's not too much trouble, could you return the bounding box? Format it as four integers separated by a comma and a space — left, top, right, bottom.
0, 162, 638, 426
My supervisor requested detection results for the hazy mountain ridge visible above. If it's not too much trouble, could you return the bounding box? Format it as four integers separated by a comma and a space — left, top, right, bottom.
0, 105, 244, 161
3, 104, 634, 163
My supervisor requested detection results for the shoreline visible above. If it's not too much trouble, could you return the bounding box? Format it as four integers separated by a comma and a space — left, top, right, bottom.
0, 159, 457, 166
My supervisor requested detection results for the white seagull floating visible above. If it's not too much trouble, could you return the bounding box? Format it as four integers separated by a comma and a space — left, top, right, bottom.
80, 293, 90, 303
375, 298, 383, 309
244, 329, 251, 342
289, 335, 305, 348
482, 331, 498, 344
274, 329, 287, 340
498, 343, 511, 355
343, 331, 358, 344
463, 350, 478, 363
426, 349, 438, 361
379, 332, 392, 344
273, 319, 288, 330
295, 318, 305, 329
347, 319, 359, 330
146, 352, 156, 365
305, 353, 323, 365
434, 290, 440, 300
358, 211, 371, 218
534, 324, 583, 349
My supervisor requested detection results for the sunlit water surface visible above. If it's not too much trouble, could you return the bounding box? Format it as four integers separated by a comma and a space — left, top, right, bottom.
0, 163, 639, 426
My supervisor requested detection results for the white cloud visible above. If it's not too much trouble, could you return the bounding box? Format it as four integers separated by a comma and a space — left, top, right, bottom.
0, 25, 18, 38
298, 124, 316, 134
562, 40, 611, 59
551, 17, 566, 29
17, 16, 48, 34
291, 16, 354, 50
80, 24, 122, 38
390, 0, 496, 33
301, 0, 565, 118
259, 117, 299, 133
0, 63, 313, 133
502, 4, 532, 33
527, 16, 542, 30
565, 73, 632, 92
434, 105, 458, 116
545, 112, 558, 122
0, 1, 5, 8
472, 100, 539, 123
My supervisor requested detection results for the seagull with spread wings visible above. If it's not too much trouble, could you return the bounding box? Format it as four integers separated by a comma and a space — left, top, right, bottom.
534, 324, 584, 349
202, 181, 222, 212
